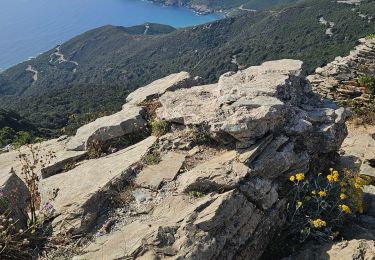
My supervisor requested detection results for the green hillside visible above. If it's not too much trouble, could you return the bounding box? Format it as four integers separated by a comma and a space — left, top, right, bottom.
0, 0, 375, 135
0, 109, 40, 147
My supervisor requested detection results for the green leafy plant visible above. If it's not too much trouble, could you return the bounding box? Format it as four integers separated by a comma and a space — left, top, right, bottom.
365, 34, 375, 40
285, 169, 368, 243
150, 119, 170, 137
188, 190, 205, 198
266, 169, 368, 258
88, 139, 102, 159
358, 75, 375, 94
143, 152, 161, 165
191, 126, 214, 145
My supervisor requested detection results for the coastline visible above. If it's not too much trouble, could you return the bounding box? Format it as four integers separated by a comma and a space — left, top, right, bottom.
0, 0, 222, 71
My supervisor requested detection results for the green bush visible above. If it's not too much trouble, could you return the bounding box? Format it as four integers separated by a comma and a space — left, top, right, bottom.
287, 169, 368, 240
143, 152, 161, 165
150, 119, 170, 137
191, 126, 214, 145
358, 75, 375, 94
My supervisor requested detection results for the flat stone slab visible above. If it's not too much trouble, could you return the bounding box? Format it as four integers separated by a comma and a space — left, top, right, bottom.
67, 105, 147, 151
40, 136, 157, 234
0, 138, 86, 180
177, 150, 249, 193
125, 71, 193, 105
135, 152, 186, 190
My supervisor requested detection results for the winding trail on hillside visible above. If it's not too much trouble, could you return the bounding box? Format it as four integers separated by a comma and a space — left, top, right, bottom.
238, 5, 256, 12
49, 45, 79, 71
26, 65, 38, 82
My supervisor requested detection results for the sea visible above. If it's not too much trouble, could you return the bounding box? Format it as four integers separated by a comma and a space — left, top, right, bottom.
0, 0, 220, 70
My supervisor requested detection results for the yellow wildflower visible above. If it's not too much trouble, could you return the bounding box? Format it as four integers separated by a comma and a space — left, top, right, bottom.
339, 204, 352, 214
296, 201, 303, 208
318, 191, 327, 197
354, 183, 361, 189
296, 173, 305, 181
332, 171, 339, 182
311, 219, 327, 229
289, 175, 295, 182
340, 181, 347, 187
327, 174, 334, 183
340, 193, 347, 200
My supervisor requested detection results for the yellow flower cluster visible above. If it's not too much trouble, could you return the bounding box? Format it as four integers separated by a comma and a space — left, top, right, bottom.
296, 173, 305, 181
339, 204, 351, 214
311, 218, 327, 229
290, 173, 305, 182
327, 169, 339, 183
318, 191, 327, 197
340, 193, 347, 200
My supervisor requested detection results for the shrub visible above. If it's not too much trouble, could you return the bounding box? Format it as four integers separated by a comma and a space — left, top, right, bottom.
191, 126, 214, 145
285, 169, 368, 243
365, 34, 375, 40
143, 152, 161, 165
188, 190, 205, 198
88, 139, 102, 159
358, 75, 375, 94
17, 145, 56, 224
150, 119, 170, 137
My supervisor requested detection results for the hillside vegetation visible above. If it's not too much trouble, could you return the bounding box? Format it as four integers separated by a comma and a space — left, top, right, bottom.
0, 0, 375, 135
0, 109, 40, 147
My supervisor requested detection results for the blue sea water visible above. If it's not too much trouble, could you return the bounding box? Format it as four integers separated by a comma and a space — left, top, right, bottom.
0, 0, 220, 70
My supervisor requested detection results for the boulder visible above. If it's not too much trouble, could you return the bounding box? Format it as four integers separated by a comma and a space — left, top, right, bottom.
125, 71, 197, 106
66, 105, 147, 151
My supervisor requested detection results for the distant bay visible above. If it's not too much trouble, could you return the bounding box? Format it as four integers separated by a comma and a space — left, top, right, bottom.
0, 0, 220, 70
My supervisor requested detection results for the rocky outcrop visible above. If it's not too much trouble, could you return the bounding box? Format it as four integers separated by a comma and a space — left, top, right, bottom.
0, 59, 350, 259
307, 38, 375, 107
72, 59, 348, 259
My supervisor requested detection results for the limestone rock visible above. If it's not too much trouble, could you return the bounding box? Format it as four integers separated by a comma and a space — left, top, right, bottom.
157, 59, 347, 151
125, 71, 196, 105
177, 151, 249, 193
66, 105, 147, 151
40, 136, 157, 234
